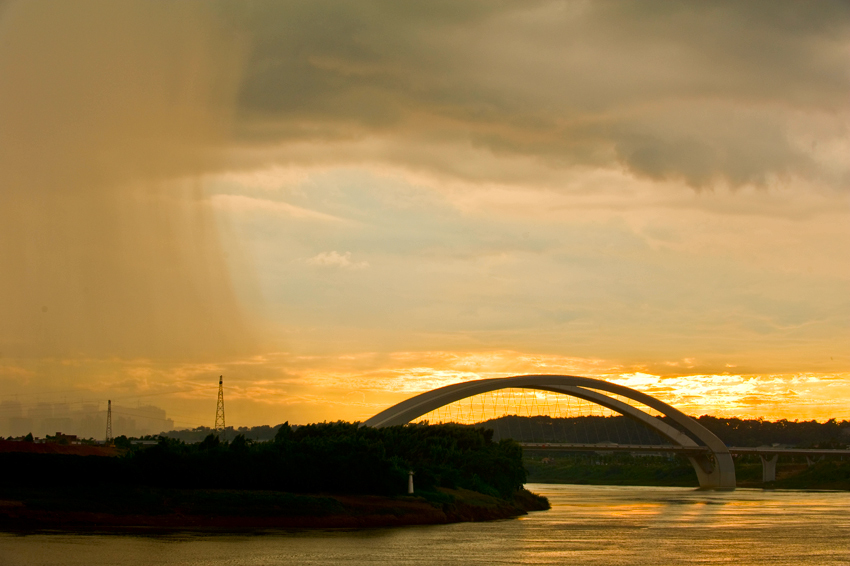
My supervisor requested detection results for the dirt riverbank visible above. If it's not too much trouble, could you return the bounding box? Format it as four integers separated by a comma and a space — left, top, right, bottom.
0, 487, 549, 531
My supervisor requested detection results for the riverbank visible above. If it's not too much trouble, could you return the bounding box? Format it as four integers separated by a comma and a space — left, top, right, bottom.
525, 454, 850, 490
0, 486, 549, 531
0, 439, 121, 457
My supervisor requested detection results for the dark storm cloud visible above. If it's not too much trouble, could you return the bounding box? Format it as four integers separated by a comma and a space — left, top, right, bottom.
227, 0, 850, 188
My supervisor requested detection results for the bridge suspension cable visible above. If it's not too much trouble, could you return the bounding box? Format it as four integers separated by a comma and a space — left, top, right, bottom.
363, 375, 738, 489
411, 387, 669, 446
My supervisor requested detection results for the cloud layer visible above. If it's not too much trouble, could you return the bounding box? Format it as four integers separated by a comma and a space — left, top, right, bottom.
230, 0, 850, 189
1, 1, 847, 425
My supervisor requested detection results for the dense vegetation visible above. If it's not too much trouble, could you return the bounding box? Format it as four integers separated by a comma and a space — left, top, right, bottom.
157, 415, 850, 449
476, 415, 850, 447
4, 423, 527, 499
694, 416, 849, 448
525, 453, 699, 487
162, 425, 281, 444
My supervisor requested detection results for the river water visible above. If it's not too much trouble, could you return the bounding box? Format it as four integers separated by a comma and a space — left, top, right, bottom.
1, 484, 848, 565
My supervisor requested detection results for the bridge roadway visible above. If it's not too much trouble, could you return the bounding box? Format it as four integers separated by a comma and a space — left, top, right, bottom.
520, 443, 850, 482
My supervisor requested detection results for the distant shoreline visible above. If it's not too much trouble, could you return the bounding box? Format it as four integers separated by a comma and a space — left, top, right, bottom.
525, 455, 850, 490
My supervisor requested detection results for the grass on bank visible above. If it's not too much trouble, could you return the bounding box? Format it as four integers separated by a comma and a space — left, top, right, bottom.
524, 453, 850, 489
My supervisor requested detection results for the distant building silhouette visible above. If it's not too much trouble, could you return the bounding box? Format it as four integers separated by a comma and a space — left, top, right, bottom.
0, 400, 173, 440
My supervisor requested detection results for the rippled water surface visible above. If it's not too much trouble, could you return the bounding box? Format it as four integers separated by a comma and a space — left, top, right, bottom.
2, 485, 848, 565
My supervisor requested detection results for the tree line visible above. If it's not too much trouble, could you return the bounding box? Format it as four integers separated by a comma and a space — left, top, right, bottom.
473, 415, 850, 447
4, 422, 527, 499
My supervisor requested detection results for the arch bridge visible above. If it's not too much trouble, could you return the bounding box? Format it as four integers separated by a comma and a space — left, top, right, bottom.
363, 374, 737, 489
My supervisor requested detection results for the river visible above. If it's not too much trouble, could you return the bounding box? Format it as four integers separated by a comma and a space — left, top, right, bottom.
1, 484, 848, 565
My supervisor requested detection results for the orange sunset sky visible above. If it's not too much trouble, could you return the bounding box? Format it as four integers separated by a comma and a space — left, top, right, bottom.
1, 1, 848, 430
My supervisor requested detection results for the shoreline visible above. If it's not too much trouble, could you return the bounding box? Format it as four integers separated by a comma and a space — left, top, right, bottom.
525, 458, 850, 490
0, 487, 550, 532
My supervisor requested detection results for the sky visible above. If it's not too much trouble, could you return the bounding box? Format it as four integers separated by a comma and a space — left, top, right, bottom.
0, 1, 848, 430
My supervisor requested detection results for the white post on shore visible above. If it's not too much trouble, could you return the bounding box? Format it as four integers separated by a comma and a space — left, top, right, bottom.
408, 470, 414, 494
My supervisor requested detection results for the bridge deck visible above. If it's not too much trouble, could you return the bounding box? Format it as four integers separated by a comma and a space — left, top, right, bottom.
519, 443, 850, 457
520, 442, 710, 454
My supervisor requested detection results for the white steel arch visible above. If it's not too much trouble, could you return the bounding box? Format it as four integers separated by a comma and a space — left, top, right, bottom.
362, 375, 736, 489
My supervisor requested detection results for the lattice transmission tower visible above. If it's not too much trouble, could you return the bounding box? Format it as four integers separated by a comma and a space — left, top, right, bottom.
214, 375, 226, 440
105, 399, 113, 443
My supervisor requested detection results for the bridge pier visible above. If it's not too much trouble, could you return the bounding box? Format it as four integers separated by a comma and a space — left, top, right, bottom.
760, 454, 778, 482
805, 455, 823, 467
689, 452, 736, 490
